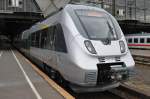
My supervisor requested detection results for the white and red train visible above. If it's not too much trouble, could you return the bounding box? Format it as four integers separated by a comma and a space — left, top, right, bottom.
126, 33, 150, 49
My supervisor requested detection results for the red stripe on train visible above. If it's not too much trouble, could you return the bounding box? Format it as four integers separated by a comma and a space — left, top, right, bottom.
128, 44, 150, 46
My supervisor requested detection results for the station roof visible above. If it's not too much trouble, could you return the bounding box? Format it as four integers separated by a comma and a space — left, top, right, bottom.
34, 0, 71, 17
118, 20, 150, 34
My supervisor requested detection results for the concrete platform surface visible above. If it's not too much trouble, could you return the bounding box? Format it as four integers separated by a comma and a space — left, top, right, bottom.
0, 47, 64, 99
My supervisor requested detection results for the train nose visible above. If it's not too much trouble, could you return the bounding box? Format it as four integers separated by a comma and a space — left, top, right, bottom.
92, 40, 122, 56
97, 62, 129, 85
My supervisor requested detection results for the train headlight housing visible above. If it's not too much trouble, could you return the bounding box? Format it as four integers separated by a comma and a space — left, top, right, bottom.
119, 41, 126, 53
84, 40, 97, 54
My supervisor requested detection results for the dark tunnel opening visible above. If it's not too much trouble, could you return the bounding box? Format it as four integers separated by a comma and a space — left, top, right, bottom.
0, 12, 43, 43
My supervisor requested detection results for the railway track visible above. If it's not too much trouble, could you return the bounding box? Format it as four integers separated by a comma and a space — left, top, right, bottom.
109, 84, 150, 99
73, 91, 121, 99
74, 84, 150, 99
18, 50, 150, 99
133, 55, 150, 66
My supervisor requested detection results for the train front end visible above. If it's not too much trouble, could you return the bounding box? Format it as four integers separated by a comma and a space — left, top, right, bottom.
63, 4, 135, 92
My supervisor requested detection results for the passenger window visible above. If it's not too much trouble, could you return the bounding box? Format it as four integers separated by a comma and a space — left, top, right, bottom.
134, 38, 138, 43
140, 38, 145, 43
28, 35, 31, 48
41, 29, 49, 49
128, 38, 132, 43
35, 31, 41, 48
147, 38, 150, 43
49, 26, 56, 50
54, 24, 67, 53
31, 33, 36, 46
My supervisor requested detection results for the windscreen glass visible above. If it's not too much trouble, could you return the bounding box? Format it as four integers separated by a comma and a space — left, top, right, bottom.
75, 10, 118, 40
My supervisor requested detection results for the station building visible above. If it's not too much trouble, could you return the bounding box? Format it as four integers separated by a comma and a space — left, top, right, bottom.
0, 0, 43, 40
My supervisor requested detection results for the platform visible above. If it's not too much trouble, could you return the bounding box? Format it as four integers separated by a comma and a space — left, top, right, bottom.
0, 44, 64, 99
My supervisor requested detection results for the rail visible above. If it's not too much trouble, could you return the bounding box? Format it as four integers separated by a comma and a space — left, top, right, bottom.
109, 84, 150, 99
133, 55, 150, 66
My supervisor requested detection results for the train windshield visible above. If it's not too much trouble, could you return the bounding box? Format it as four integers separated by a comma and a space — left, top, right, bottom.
75, 10, 118, 40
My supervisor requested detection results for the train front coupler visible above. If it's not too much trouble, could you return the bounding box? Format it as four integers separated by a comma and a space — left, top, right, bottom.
97, 62, 129, 85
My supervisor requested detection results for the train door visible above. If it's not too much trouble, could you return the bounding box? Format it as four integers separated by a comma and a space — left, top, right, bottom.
41, 26, 57, 69
50, 25, 58, 69
54, 24, 68, 71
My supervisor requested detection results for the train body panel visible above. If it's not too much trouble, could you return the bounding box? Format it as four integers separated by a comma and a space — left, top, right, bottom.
14, 4, 135, 92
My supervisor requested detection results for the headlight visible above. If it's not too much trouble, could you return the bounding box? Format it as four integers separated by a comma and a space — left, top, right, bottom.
84, 40, 97, 54
119, 40, 126, 53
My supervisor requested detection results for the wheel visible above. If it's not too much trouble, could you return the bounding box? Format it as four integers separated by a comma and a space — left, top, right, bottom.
49, 69, 57, 79
44, 64, 57, 80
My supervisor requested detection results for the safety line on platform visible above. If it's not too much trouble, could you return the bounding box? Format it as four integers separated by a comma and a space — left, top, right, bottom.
17, 52, 75, 99
11, 50, 42, 99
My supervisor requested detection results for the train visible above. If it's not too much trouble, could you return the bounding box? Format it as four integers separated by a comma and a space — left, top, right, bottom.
14, 4, 135, 92
126, 33, 150, 49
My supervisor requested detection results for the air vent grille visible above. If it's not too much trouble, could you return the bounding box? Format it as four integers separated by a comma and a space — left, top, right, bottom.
85, 72, 97, 83
115, 57, 121, 61
98, 57, 106, 62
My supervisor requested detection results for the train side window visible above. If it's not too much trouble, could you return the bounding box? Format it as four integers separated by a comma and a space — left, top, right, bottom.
41, 30, 45, 48
41, 29, 49, 49
28, 35, 31, 48
128, 38, 132, 43
35, 31, 40, 48
134, 38, 138, 43
54, 24, 67, 53
49, 26, 55, 50
45, 29, 51, 49
147, 38, 150, 43
31, 33, 36, 46
140, 38, 145, 43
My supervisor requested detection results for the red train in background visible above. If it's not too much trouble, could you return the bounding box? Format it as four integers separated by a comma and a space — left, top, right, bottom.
126, 33, 150, 49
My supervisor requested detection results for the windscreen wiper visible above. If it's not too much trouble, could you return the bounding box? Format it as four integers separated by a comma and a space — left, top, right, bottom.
107, 21, 114, 35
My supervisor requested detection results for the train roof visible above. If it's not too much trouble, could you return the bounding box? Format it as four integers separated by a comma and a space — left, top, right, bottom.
29, 4, 107, 29
65, 4, 106, 12
22, 4, 111, 37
